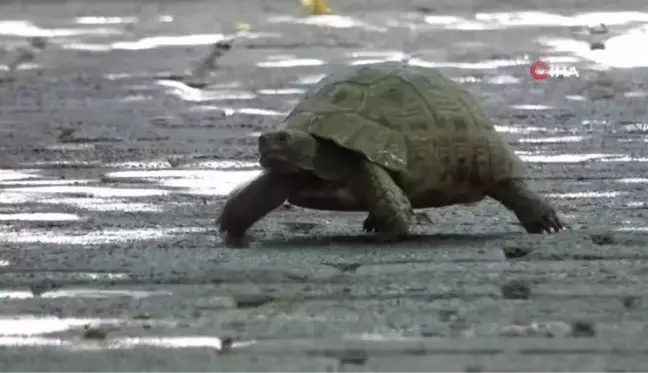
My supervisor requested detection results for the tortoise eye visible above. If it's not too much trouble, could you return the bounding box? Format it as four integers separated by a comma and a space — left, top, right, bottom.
276, 132, 288, 143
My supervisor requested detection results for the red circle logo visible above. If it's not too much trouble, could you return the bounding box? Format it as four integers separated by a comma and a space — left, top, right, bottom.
529, 60, 549, 80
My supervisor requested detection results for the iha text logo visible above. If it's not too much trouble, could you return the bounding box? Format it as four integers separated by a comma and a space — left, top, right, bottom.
529, 60, 579, 80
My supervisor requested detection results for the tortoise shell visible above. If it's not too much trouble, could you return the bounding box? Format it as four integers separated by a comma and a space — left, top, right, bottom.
281, 62, 526, 202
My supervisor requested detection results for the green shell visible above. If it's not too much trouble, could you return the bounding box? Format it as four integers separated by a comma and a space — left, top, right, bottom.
282, 61, 523, 180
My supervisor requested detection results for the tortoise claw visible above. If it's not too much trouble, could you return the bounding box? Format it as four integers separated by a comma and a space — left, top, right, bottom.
362, 214, 377, 232
363, 213, 394, 234
363, 213, 409, 243
522, 209, 565, 234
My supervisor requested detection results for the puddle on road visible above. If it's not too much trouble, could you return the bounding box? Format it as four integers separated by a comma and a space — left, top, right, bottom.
186, 160, 258, 169
45, 144, 97, 151
65, 31, 281, 52
3, 9, 647, 84
4, 194, 140, 213
0, 20, 121, 38
347, 50, 406, 59
620, 123, 648, 133
295, 74, 327, 85
45, 288, 168, 299
510, 104, 554, 110
257, 58, 326, 68
547, 191, 625, 199
105, 160, 179, 169
0, 179, 95, 186
0, 317, 111, 336
517, 136, 586, 144
1, 186, 169, 199
541, 26, 648, 68
156, 79, 257, 102
495, 125, 547, 134
0, 227, 205, 245
516, 153, 627, 163
349, 51, 407, 66
410, 57, 528, 70
103, 169, 262, 197
74, 15, 173, 26
189, 105, 287, 117
617, 226, 648, 232
0, 168, 186, 215
0, 170, 40, 182
156, 80, 291, 117
256, 10, 648, 72
0, 287, 159, 300
0, 213, 81, 222
268, 14, 386, 32
258, 88, 306, 95
74, 16, 140, 25
0, 160, 264, 219
600, 156, 648, 163
44, 199, 159, 213
0, 334, 247, 351
423, 11, 648, 30
618, 178, 648, 183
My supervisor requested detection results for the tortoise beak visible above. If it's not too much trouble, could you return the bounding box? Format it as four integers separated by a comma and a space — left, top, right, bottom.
258, 132, 289, 154
259, 152, 294, 172
258, 132, 295, 171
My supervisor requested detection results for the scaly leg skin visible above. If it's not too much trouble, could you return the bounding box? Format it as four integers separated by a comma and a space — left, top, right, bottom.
488, 179, 565, 234
217, 170, 290, 247
354, 160, 413, 242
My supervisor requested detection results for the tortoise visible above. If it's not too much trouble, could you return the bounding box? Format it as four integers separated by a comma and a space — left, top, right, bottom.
218, 61, 564, 244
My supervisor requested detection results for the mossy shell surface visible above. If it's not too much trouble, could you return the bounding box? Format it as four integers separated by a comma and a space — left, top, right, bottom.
281, 62, 526, 190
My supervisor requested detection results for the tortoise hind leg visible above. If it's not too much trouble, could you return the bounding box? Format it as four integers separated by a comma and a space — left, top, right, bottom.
487, 179, 564, 233
218, 170, 291, 246
354, 160, 413, 241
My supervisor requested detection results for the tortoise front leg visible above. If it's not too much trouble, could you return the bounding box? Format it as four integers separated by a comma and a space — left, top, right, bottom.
354, 160, 413, 241
487, 179, 564, 234
218, 170, 290, 246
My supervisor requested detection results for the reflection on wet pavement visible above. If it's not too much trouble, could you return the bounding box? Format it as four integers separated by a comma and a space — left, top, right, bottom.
1, 0, 648, 235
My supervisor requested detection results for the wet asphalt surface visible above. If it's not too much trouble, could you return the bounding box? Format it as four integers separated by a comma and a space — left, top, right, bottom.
2, 0, 648, 371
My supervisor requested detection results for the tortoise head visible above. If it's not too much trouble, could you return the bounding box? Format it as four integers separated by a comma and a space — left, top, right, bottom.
258, 129, 317, 174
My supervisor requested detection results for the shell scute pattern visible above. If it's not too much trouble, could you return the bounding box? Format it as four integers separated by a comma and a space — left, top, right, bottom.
315, 82, 368, 112
307, 111, 409, 171
400, 68, 484, 134
284, 66, 409, 172
362, 74, 433, 133
282, 62, 526, 198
